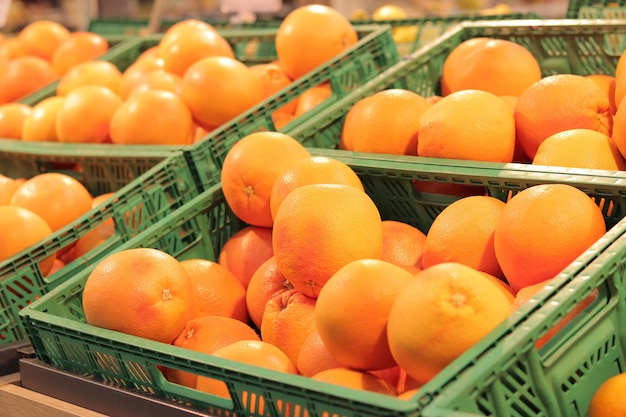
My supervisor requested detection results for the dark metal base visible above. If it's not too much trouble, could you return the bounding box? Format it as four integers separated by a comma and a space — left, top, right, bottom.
0, 340, 31, 376
18, 354, 211, 417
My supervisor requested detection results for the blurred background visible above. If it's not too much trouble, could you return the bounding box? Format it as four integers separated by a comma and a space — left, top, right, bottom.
2, 0, 569, 33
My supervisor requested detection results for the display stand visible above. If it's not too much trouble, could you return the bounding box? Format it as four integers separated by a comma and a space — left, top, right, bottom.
17, 349, 212, 417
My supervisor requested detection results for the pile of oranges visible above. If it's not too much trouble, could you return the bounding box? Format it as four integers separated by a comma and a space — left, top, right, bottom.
340, 36, 626, 175
0, 5, 357, 146
0, 172, 115, 279
81, 128, 607, 404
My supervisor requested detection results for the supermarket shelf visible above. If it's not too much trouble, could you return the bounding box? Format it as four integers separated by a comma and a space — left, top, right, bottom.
18, 353, 212, 417
0, 371, 106, 417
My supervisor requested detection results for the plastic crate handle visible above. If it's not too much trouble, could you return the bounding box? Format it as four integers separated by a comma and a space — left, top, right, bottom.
157, 372, 237, 411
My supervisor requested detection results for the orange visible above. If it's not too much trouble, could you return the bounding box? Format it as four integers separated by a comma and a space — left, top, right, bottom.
46, 258, 66, 277
0, 175, 24, 204
118, 57, 165, 100
514, 74, 612, 160
179, 259, 248, 322
218, 225, 275, 289
425, 95, 443, 105
483, 272, 516, 303
0, 102, 31, 139
413, 180, 487, 199
533, 128, 626, 171
157, 20, 234, 77
294, 83, 332, 117
109, 90, 194, 145
398, 372, 422, 396
168, 315, 260, 388
380, 220, 427, 268
56, 60, 123, 97
195, 339, 297, 397
193, 125, 211, 143
56, 85, 123, 144
10, 172, 93, 232
315, 259, 413, 370
441, 38, 542, 97
269, 155, 364, 220
585, 74, 617, 115
51, 32, 110, 76
70, 218, 115, 263
159, 19, 217, 46
17, 20, 70, 61
296, 328, 342, 377
341, 89, 430, 155
82, 248, 193, 343
513, 279, 598, 349
275, 5, 358, 80
310, 367, 397, 396
588, 372, 626, 417
498, 95, 531, 164
498, 95, 518, 111
441, 37, 490, 96
608, 100, 626, 160
616, 50, 626, 82
0, 38, 27, 61
418, 89, 516, 163
0, 56, 57, 102
494, 184, 606, 290
127, 69, 182, 97
21, 96, 65, 142
261, 289, 317, 367
0, 205, 55, 274
615, 68, 626, 110
245, 256, 293, 329
273, 112, 296, 130
422, 195, 506, 278
387, 262, 513, 385
181, 56, 265, 130
136, 46, 159, 62
249, 62, 297, 115
397, 388, 421, 400
65, 192, 116, 264
272, 184, 383, 298
220, 131, 311, 227
369, 366, 405, 394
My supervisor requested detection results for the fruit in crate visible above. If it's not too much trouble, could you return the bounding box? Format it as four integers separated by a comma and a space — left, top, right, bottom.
0, 21, 110, 103
588, 372, 626, 417
0, 4, 365, 143
275, 4, 358, 80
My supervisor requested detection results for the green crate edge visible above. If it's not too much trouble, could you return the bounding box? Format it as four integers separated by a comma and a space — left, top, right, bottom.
17, 147, 626, 416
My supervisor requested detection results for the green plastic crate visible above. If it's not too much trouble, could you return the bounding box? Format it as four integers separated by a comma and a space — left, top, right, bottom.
566, 0, 626, 18
87, 16, 283, 36
279, 18, 626, 156
352, 12, 540, 55
1, 24, 397, 197
187, 18, 626, 192
17, 148, 626, 416
420, 206, 626, 416
0, 150, 199, 347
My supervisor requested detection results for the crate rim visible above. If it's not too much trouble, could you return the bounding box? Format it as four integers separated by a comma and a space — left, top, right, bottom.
403, 17, 626, 57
